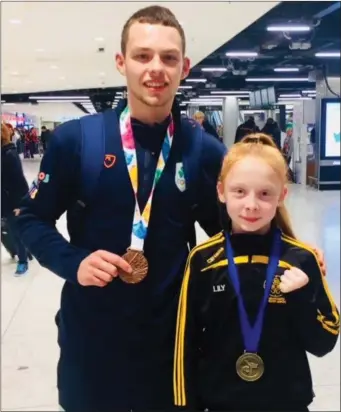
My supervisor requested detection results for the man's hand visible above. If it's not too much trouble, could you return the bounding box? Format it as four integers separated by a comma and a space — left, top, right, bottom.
13, 209, 20, 217
307, 244, 326, 276
77, 250, 133, 287
279, 267, 309, 293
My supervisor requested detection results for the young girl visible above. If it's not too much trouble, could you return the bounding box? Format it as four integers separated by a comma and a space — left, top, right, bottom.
173, 133, 339, 412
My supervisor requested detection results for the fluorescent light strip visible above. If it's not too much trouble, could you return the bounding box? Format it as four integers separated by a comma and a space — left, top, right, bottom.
302, 90, 316, 94
274, 68, 299, 72
315, 52, 340, 57
246, 77, 309, 82
201, 68, 227, 72
37, 100, 91, 103
279, 94, 302, 98
226, 52, 258, 57
178, 85, 193, 89
278, 97, 312, 101
211, 91, 250, 94
267, 25, 310, 32
29, 95, 89, 100
185, 78, 207, 83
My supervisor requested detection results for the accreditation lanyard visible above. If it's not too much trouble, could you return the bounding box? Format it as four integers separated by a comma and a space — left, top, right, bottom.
119, 106, 174, 251
224, 229, 281, 353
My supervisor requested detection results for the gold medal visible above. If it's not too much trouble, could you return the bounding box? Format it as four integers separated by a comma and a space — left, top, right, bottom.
120, 249, 148, 284
236, 352, 264, 382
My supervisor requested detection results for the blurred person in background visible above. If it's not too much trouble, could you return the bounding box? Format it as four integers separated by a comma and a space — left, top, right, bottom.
261, 117, 281, 150
193, 111, 221, 140
1, 123, 30, 275
40, 126, 52, 152
234, 115, 260, 143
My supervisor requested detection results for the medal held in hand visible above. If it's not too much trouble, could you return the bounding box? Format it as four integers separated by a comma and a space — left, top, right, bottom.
119, 106, 174, 284
121, 249, 148, 284
225, 229, 281, 381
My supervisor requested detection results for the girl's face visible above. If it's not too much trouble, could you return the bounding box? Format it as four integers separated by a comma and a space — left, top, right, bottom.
217, 156, 287, 234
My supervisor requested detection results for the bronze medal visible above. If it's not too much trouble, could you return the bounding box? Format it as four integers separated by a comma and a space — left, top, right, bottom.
236, 352, 264, 382
120, 249, 148, 284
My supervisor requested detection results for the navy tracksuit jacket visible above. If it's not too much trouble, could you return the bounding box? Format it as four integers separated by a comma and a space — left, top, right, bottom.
17, 102, 226, 411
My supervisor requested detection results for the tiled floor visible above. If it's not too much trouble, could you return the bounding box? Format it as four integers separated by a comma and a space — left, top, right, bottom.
1, 158, 340, 411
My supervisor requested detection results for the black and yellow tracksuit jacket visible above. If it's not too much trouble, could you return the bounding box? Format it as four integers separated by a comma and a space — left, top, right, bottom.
174, 230, 339, 411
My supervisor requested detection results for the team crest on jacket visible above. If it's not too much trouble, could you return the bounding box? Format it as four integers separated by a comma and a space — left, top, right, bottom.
104, 154, 116, 169
175, 162, 186, 192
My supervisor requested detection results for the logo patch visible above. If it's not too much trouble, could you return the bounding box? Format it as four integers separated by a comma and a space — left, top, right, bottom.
264, 276, 286, 304
38, 172, 50, 183
104, 154, 116, 169
175, 162, 186, 192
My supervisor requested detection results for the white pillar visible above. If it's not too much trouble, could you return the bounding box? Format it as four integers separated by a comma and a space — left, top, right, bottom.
223, 96, 239, 149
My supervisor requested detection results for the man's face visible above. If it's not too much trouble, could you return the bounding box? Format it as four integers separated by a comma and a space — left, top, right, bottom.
116, 22, 190, 109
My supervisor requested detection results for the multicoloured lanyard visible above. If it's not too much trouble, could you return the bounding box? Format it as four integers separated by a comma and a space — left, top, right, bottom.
120, 106, 174, 251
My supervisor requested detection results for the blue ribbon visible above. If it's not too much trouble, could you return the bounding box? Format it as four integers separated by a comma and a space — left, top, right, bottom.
225, 229, 281, 353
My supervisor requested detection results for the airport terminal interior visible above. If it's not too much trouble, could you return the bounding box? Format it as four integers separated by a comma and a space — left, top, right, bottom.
1, 1, 340, 411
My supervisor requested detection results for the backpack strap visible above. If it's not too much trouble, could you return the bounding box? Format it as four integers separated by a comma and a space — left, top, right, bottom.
79, 113, 106, 205
181, 118, 204, 248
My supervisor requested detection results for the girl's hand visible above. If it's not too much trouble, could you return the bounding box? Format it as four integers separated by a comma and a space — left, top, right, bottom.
279, 267, 309, 293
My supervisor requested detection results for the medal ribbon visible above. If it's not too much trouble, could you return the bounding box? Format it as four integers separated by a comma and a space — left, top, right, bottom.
120, 106, 174, 251
225, 229, 281, 353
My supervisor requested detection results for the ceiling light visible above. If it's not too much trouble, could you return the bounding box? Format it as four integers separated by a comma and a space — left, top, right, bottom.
315, 52, 340, 57
29, 95, 90, 100
278, 97, 312, 101
186, 101, 223, 106
50, 65, 58, 70
201, 68, 227, 72
9, 19, 21, 24
11, 71, 19, 76
279, 94, 302, 98
176, 92, 182, 95
274, 68, 299, 72
95, 37, 105, 42
210, 91, 250, 94
35, 48, 45, 52
302, 90, 316, 94
226, 52, 258, 57
37, 100, 91, 104
267, 25, 311, 32
245, 77, 309, 82
185, 78, 207, 83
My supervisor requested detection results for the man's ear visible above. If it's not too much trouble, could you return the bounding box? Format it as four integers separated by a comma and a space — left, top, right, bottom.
181, 57, 191, 80
115, 53, 126, 76
217, 181, 226, 203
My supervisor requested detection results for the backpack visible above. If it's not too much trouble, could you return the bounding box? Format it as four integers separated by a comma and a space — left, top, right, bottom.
79, 111, 203, 248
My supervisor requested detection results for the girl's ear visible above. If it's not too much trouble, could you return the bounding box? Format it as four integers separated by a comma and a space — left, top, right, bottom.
217, 181, 226, 203
279, 185, 288, 204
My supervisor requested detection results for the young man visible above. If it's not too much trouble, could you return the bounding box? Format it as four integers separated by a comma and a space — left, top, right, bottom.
17, 5, 325, 412
17, 6, 225, 412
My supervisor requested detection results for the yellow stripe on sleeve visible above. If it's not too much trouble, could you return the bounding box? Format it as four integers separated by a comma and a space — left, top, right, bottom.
173, 235, 224, 406
282, 235, 340, 334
